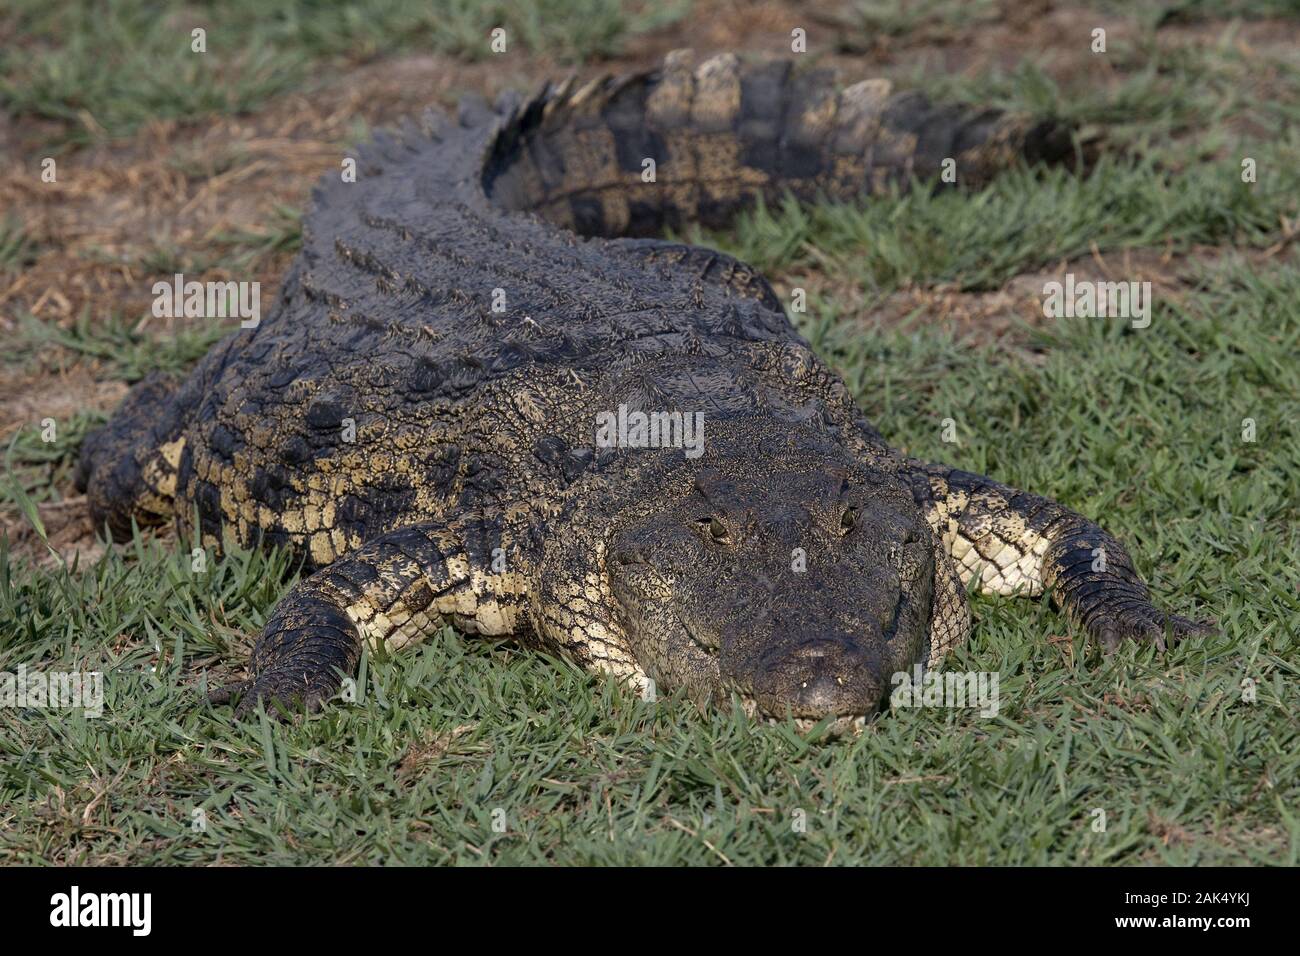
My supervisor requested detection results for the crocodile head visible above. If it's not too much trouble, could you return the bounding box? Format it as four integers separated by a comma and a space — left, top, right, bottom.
607, 433, 937, 733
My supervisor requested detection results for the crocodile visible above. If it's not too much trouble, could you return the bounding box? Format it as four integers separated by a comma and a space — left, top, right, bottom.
76, 51, 1211, 732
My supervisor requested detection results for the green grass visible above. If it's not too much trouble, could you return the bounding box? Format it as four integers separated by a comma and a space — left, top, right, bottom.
848, 0, 1003, 39
8, 310, 229, 383
0, 216, 40, 274
0, 0, 689, 147
837, 1, 1300, 156
913, 26, 1300, 152
849, 0, 1300, 37
3, 247, 1296, 863
2, 0, 1298, 866
690, 144, 1298, 295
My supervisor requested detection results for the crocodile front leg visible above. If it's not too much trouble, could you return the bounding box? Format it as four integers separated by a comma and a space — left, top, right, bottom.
902, 459, 1214, 650
210, 513, 535, 718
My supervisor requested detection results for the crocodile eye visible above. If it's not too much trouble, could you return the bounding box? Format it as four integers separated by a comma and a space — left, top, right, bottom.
840, 507, 858, 535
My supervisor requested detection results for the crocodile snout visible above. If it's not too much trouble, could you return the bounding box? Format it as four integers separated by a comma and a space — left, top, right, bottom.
747, 636, 886, 720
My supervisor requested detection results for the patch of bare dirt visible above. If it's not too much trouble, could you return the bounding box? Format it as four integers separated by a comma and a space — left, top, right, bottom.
1, 496, 103, 569
0, 364, 126, 443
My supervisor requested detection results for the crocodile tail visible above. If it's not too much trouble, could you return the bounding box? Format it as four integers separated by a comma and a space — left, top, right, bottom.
482, 49, 1081, 238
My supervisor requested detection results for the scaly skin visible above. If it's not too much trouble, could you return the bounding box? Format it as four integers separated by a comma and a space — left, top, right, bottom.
77, 52, 1210, 728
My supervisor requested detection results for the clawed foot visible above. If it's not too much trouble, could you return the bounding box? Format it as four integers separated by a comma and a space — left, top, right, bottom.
1089, 609, 1217, 654
208, 669, 343, 720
